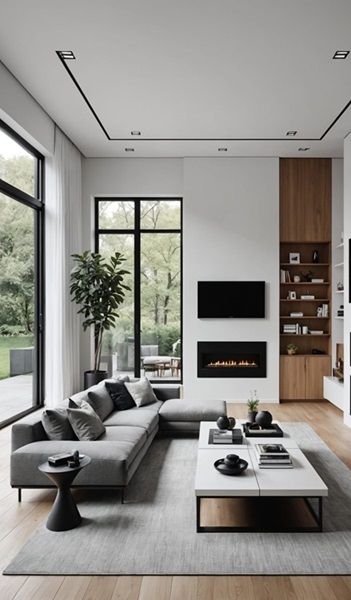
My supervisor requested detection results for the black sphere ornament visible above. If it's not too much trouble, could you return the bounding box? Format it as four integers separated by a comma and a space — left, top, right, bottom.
224, 454, 240, 467
217, 415, 230, 430
255, 410, 273, 428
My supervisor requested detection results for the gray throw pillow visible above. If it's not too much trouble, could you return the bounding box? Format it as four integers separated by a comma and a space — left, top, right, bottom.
87, 385, 114, 421
124, 378, 158, 407
67, 399, 106, 441
42, 407, 77, 440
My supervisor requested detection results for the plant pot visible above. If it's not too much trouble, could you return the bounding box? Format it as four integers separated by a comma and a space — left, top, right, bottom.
84, 370, 108, 390
287, 349, 296, 355
247, 410, 257, 423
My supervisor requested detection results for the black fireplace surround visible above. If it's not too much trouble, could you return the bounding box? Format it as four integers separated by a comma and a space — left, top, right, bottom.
198, 341, 267, 378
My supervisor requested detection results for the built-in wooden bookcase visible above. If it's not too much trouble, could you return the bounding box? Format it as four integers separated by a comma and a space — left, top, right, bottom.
279, 159, 332, 400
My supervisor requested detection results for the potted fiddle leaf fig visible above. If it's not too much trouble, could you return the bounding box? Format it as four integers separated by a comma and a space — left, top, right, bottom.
70, 250, 130, 388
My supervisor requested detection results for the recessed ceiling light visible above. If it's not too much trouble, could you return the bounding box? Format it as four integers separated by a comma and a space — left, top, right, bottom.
57, 50, 75, 60
333, 50, 350, 59
218, 148, 227, 152
298, 147, 310, 151
131, 131, 141, 136
125, 148, 135, 152
286, 131, 297, 136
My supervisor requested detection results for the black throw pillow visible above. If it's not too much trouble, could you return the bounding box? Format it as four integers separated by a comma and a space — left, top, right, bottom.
105, 380, 136, 411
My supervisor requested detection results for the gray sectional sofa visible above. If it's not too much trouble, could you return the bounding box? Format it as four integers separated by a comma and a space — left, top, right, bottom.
11, 377, 226, 501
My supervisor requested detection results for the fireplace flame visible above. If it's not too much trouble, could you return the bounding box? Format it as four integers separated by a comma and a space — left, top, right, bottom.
206, 360, 258, 368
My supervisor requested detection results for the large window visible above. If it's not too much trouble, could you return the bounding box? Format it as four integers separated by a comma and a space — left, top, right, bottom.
0, 121, 44, 426
96, 199, 182, 381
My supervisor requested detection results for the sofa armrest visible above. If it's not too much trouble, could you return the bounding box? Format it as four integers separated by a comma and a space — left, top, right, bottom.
152, 384, 181, 401
11, 414, 47, 453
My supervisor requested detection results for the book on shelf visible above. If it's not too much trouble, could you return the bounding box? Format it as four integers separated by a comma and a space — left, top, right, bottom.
311, 278, 324, 283
310, 330, 324, 335
300, 295, 315, 300
290, 312, 303, 317
280, 269, 291, 283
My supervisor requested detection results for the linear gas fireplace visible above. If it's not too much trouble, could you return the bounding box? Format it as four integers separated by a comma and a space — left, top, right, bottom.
198, 341, 267, 378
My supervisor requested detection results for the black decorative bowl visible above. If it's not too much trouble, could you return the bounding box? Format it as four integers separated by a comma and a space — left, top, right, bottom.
214, 458, 248, 476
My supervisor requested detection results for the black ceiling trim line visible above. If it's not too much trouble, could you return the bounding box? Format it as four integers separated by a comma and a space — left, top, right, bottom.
57, 53, 351, 143
56, 51, 111, 140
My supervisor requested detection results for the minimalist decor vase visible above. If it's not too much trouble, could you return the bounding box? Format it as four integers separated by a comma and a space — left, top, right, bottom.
84, 370, 108, 390
255, 410, 273, 428
216, 415, 230, 430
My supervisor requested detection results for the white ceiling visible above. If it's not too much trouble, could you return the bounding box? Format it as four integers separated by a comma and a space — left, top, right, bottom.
1, 0, 351, 158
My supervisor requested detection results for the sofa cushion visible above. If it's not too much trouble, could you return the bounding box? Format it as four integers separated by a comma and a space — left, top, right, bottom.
103, 407, 159, 434
158, 398, 227, 422
105, 380, 136, 411
67, 399, 106, 441
87, 385, 115, 421
124, 377, 158, 407
42, 408, 77, 441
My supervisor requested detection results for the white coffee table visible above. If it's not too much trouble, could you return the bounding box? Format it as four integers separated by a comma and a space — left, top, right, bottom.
195, 422, 328, 532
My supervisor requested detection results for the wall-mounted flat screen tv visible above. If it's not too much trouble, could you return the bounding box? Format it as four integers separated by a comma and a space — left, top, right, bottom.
198, 281, 265, 318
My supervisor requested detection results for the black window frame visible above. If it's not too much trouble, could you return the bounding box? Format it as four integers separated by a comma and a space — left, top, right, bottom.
0, 119, 45, 427
95, 197, 183, 383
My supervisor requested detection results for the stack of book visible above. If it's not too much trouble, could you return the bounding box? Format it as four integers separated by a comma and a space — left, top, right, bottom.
283, 323, 301, 334
210, 428, 243, 444
255, 443, 293, 468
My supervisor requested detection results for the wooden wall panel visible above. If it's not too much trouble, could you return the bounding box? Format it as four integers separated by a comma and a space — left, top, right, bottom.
280, 158, 331, 242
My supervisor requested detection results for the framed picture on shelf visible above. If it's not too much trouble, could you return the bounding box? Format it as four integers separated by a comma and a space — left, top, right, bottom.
289, 252, 300, 264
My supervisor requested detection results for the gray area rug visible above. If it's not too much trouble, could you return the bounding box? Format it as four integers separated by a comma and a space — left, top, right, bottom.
4, 423, 351, 575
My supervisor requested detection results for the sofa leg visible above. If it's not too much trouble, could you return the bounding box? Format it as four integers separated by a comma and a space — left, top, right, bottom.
18, 488, 22, 502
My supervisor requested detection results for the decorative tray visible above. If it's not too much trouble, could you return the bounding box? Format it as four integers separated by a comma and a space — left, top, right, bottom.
243, 423, 283, 437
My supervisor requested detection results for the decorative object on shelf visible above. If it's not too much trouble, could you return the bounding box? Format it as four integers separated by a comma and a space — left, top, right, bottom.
302, 326, 309, 334
286, 343, 298, 355
333, 343, 344, 382
337, 305, 344, 317
247, 390, 259, 422
216, 415, 230, 430
255, 410, 273, 428
227, 417, 236, 429
293, 275, 300, 282
287, 291, 296, 299
337, 282, 344, 291
312, 250, 319, 263
70, 250, 130, 388
289, 252, 300, 264
214, 454, 248, 476
300, 270, 314, 282
312, 348, 326, 354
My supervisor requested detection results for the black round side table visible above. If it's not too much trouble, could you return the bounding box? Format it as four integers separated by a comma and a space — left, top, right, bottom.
38, 456, 91, 531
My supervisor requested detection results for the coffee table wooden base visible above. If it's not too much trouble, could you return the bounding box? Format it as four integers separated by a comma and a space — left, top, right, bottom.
196, 495, 323, 533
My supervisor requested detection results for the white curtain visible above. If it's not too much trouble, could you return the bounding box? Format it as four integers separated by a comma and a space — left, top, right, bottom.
45, 127, 82, 406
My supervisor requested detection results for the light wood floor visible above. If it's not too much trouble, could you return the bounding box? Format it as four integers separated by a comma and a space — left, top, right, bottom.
1, 401, 351, 600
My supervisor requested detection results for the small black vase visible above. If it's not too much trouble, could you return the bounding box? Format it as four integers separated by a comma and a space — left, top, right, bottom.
217, 415, 230, 430
312, 250, 319, 263
255, 410, 273, 428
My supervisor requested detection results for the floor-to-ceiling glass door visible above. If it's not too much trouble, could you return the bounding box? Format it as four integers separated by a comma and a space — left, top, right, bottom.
96, 198, 182, 382
0, 122, 44, 426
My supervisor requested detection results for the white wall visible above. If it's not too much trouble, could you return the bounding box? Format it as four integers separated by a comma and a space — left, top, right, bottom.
183, 158, 279, 401
343, 134, 351, 427
0, 62, 54, 156
82, 156, 280, 401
